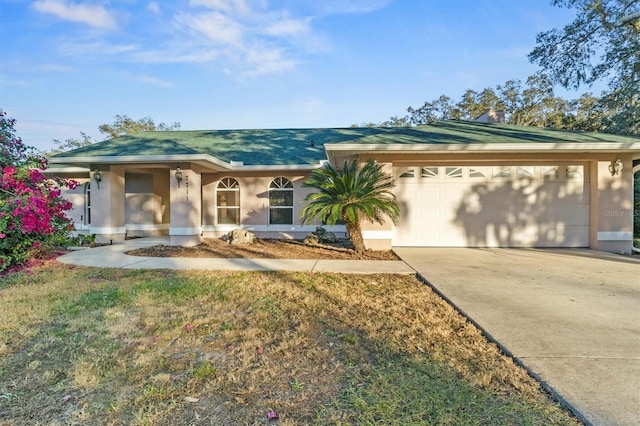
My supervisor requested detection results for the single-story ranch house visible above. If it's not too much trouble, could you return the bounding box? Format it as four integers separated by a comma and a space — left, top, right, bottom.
48, 119, 640, 253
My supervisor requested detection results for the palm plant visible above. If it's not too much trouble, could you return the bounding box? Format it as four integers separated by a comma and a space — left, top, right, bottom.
301, 159, 400, 252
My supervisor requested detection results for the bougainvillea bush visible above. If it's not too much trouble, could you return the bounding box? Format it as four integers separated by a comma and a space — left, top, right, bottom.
0, 110, 77, 272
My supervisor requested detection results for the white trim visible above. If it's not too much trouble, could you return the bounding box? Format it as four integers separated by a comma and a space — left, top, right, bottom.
42, 166, 90, 174
362, 230, 393, 240
202, 224, 347, 233
49, 153, 322, 172
326, 142, 640, 154
235, 164, 322, 171
169, 227, 203, 236
597, 231, 633, 241
126, 224, 170, 231
91, 226, 126, 234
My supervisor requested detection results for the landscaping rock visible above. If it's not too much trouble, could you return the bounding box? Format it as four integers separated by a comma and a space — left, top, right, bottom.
225, 229, 256, 245
303, 234, 319, 245
309, 226, 337, 243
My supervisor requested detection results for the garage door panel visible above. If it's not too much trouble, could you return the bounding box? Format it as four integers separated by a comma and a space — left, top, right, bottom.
393, 165, 588, 248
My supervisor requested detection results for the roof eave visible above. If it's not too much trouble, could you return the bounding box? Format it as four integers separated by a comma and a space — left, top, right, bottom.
49, 154, 233, 171
48, 154, 325, 172
325, 142, 640, 154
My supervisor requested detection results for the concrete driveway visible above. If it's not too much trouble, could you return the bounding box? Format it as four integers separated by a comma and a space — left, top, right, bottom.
394, 248, 640, 426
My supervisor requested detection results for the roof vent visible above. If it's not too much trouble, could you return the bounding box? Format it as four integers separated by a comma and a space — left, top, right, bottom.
230, 161, 243, 167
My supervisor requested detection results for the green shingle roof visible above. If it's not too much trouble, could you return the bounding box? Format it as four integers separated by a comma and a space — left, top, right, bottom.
51, 121, 639, 166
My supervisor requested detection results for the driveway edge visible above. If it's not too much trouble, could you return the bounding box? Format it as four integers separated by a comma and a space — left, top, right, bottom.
413, 271, 591, 426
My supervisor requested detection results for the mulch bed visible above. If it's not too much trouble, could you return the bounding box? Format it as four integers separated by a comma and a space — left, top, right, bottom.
126, 238, 399, 261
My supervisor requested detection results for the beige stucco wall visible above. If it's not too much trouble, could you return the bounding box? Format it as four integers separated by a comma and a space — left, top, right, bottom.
170, 167, 202, 246
591, 155, 634, 253
91, 166, 126, 243
201, 171, 343, 240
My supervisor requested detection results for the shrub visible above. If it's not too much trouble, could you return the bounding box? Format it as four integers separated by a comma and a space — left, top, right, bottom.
0, 110, 77, 272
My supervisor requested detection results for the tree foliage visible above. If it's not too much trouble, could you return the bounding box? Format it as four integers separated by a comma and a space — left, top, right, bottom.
529, 0, 640, 135
301, 159, 399, 252
99, 114, 181, 139
355, 72, 637, 136
49, 132, 95, 156
0, 111, 76, 272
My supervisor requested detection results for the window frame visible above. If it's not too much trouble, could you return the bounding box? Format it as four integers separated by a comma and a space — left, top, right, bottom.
268, 177, 294, 225
216, 177, 240, 225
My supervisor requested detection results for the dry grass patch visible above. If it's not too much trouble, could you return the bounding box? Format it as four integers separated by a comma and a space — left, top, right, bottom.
0, 263, 581, 425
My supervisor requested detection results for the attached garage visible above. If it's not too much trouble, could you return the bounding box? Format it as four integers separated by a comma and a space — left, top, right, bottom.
325, 120, 638, 253
392, 164, 589, 247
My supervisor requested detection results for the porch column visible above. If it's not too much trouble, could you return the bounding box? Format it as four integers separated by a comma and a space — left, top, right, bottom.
91, 165, 126, 244
169, 166, 202, 246
591, 156, 634, 253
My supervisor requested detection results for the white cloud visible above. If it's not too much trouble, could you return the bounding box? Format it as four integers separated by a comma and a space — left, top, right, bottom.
176, 11, 244, 46
189, 0, 250, 15
242, 44, 298, 76
129, 74, 175, 88
36, 63, 75, 73
31, 0, 117, 30
147, 2, 161, 15
264, 17, 311, 37
59, 40, 138, 57
312, 0, 391, 16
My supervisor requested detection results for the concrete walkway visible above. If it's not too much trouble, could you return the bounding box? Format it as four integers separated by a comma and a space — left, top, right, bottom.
395, 247, 640, 426
57, 237, 415, 274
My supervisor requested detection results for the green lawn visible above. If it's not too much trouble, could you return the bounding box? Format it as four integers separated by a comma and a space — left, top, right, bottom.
0, 261, 581, 425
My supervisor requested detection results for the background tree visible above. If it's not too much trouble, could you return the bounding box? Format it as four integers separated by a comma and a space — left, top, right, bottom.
529, 0, 639, 135
301, 159, 400, 252
99, 114, 181, 139
0, 110, 76, 272
48, 132, 95, 156
48, 115, 183, 155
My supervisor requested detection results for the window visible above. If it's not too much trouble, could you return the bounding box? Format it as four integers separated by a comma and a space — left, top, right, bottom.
269, 177, 293, 225
84, 182, 91, 225
445, 167, 463, 178
216, 178, 240, 225
469, 168, 487, 178
399, 169, 415, 178
566, 165, 583, 179
516, 166, 534, 178
421, 167, 438, 178
494, 167, 511, 178
542, 166, 559, 179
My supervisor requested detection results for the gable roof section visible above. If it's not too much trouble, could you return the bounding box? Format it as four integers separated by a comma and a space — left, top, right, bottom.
50, 121, 640, 171
50, 128, 378, 169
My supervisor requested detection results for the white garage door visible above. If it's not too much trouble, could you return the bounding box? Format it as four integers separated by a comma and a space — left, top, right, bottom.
392, 165, 589, 247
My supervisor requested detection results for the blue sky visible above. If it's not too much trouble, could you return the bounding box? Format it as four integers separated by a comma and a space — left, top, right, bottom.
1, 0, 582, 152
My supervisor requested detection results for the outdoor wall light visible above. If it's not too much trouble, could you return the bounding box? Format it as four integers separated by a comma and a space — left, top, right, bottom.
93, 169, 102, 189
175, 167, 183, 187
609, 158, 623, 176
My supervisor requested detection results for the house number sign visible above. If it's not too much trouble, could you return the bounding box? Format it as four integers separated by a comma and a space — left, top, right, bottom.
185, 175, 189, 201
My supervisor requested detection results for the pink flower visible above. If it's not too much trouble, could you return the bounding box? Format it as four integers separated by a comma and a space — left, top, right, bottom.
185, 323, 193, 332
0, 233, 5, 239
267, 410, 279, 420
